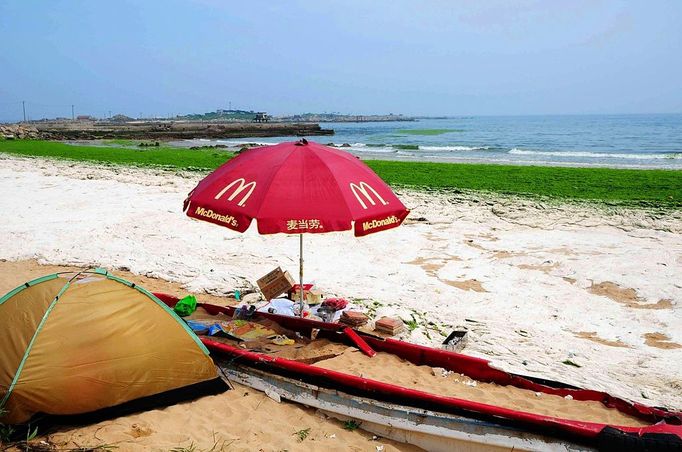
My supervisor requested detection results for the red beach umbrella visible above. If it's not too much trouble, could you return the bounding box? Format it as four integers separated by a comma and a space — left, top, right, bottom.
183, 139, 409, 311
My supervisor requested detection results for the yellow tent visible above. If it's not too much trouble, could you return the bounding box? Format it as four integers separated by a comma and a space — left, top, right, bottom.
0, 269, 221, 424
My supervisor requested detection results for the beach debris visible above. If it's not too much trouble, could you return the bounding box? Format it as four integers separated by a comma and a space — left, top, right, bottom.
271, 335, 295, 346
340, 310, 369, 327
431, 367, 453, 378
374, 316, 405, 335
564, 395, 574, 400
173, 294, 197, 316
264, 388, 281, 403
342, 326, 377, 357
257, 267, 296, 301
322, 297, 349, 311
535, 392, 542, 397
208, 319, 276, 341
442, 329, 468, 352
290, 284, 324, 305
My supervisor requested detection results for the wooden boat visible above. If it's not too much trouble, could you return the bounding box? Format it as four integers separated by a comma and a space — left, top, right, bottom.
155, 294, 682, 451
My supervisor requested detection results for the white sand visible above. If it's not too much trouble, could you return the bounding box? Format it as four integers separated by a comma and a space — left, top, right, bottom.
1, 154, 680, 410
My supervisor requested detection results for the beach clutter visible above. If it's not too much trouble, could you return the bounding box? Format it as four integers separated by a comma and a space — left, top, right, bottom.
173, 294, 198, 316
158, 294, 682, 451
374, 316, 405, 335
339, 310, 369, 327
290, 283, 324, 305
256, 267, 296, 300
183, 139, 409, 316
442, 329, 469, 353
0, 269, 226, 425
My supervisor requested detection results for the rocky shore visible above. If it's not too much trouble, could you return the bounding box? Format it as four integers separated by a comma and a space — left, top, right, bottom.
1, 120, 333, 141
0, 123, 40, 139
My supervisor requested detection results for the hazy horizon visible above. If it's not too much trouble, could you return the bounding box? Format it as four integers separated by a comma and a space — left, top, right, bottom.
1, 1, 681, 122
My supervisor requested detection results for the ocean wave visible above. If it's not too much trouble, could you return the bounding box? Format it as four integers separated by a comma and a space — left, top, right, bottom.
509, 148, 682, 160
214, 140, 277, 147
336, 143, 397, 153
348, 143, 492, 152
420, 145, 492, 152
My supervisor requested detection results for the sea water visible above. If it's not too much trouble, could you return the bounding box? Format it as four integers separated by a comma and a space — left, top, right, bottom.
190, 114, 682, 169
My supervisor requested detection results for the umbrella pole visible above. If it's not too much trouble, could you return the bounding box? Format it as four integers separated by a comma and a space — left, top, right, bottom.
299, 233, 304, 317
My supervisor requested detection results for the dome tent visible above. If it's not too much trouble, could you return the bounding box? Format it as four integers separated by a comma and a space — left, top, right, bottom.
0, 268, 225, 424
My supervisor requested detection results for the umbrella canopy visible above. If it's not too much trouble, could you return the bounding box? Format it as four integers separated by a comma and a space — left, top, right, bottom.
183, 140, 409, 236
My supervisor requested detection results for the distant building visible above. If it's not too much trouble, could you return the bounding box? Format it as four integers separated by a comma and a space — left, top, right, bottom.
76, 115, 94, 121
253, 112, 270, 122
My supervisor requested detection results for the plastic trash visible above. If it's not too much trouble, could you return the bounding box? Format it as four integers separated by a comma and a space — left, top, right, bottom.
208, 323, 223, 336
233, 305, 256, 319
173, 295, 197, 317
185, 320, 209, 335
271, 335, 295, 346
258, 298, 295, 317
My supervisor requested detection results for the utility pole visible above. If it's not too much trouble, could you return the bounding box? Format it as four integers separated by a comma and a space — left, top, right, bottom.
229, 101, 232, 111
71, 104, 75, 121
22, 101, 26, 122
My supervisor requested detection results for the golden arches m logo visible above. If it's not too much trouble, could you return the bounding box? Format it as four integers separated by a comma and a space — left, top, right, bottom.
349, 181, 388, 210
214, 178, 257, 207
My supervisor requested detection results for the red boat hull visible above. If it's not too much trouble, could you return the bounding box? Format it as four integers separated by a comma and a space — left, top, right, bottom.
155, 293, 682, 449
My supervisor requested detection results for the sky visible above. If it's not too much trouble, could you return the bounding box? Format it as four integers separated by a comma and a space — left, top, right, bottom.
1, 0, 681, 121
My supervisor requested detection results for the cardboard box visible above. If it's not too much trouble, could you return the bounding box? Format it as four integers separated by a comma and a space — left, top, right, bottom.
257, 267, 296, 300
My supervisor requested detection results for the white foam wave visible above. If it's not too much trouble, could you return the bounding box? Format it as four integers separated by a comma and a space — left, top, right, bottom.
420, 145, 491, 152
347, 143, 490, 153
333, 143, 397, 153
214, 140, 277, 147
509, 148, 682, 160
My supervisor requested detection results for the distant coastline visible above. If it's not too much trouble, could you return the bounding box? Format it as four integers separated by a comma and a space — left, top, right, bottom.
0, 120, 334, 141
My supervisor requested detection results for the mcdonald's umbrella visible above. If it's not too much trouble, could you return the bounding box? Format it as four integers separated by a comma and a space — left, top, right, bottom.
183, 139, 410, 307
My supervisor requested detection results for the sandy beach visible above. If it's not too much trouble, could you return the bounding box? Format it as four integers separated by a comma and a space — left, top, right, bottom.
1, 154, 681, 448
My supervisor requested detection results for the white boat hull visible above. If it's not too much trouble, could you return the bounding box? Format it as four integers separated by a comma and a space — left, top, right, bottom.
218, 362, 594, 452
